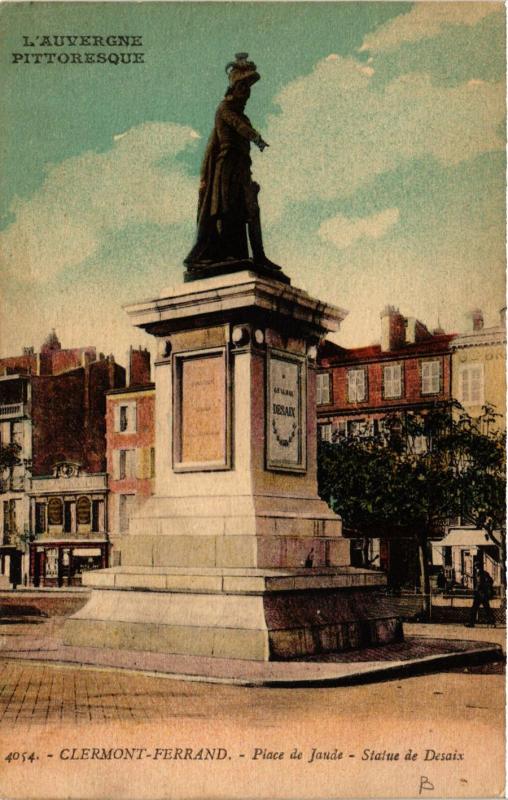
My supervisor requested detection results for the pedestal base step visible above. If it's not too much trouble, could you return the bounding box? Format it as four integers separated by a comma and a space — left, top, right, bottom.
63, 584, 402, 661
82, 565, 387, 593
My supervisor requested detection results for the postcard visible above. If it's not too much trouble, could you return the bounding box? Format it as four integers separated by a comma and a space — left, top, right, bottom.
0, 2, 505, 799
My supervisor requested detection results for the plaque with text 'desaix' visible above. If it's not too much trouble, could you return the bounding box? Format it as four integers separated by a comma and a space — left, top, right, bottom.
176, 350, 228, 469
266, 350, 307, 472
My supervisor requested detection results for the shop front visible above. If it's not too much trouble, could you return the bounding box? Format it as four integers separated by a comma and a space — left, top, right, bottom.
28, 465, 109, 588
30, 540, 108, 587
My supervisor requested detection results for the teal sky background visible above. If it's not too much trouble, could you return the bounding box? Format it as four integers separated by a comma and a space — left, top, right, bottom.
0, 2, 505, 360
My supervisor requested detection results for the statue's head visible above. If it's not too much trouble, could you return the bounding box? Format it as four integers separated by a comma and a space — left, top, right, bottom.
225, 53, 260, 92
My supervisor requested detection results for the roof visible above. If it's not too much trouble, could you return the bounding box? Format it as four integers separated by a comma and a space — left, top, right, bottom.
318, 334, 456, 366
107, 382, 155, 397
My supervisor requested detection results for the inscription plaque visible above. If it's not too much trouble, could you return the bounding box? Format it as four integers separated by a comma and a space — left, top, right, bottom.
266, 350, 306, 472
175, 350, 228, 469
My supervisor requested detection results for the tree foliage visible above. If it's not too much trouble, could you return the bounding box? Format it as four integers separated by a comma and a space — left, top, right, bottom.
318, 403, 506, 598
0, 441, 22, 473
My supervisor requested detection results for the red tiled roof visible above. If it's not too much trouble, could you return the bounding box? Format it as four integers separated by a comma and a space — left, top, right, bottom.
318, 334, 456, 366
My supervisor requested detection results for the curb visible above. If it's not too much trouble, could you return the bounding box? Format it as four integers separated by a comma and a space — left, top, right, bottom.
0, 639, 503, 688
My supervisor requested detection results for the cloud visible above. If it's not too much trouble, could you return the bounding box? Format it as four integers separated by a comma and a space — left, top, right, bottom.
359, 3, 502, 53
254, 55, 504, 221
0, 123, 199, 282
318, 208, 399, 250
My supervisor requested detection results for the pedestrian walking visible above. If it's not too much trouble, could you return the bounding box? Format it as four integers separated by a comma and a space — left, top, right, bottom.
465, 563, 496, 627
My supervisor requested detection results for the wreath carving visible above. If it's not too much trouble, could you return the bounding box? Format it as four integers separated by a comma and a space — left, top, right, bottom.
272, 417, 297, 447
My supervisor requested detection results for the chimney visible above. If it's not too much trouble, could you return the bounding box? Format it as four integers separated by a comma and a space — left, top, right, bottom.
380, 305, 405, 352
129, 346, 151, 387
406, 316, 433, 344
468, 308, 484, 331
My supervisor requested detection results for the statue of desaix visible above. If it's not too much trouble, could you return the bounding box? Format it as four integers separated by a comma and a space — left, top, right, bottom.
184, 53, 289, 283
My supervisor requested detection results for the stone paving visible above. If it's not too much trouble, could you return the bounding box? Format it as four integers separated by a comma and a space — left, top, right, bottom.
0, 616, 503, 728
0, 660, 192, 727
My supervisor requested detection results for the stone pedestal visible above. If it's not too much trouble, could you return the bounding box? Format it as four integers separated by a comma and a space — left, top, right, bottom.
64, 271, 402, 660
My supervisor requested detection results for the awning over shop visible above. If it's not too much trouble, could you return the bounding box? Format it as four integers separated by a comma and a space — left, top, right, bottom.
72, 548, 102, 556
434, 528, 494, 548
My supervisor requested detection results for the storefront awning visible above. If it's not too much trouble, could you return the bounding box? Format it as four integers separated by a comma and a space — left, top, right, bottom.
435, 528, 494, 548
72, 548, 102, 556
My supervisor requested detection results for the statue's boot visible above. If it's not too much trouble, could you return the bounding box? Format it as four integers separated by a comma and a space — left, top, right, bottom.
248, 214, 283, 272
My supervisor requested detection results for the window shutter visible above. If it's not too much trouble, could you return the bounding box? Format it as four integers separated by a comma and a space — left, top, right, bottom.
114, 404, 120, 433
113, 450, 120, 480
347, 372, 354, 402
136, 448, 150, 479
129, 402, 137, 433
461, 368, 469, 402
422, 362, 430, 394
358, 370, 365, 401
395, 365, 401, 396
471, 366, 482, 403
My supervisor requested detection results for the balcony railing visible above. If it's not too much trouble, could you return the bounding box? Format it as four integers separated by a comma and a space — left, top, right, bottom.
0, 476, 25, 492
0, 403, 24, 419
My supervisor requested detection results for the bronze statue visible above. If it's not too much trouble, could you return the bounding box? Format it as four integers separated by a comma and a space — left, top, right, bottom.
184, 53, 287, 282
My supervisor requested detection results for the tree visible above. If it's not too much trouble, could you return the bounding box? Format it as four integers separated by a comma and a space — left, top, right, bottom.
0, 441, 22, 476
450, 405, 506, 580
318, 403, 506, 617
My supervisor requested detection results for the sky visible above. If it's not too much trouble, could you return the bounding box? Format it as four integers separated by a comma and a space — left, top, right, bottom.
0, 1, 505, 364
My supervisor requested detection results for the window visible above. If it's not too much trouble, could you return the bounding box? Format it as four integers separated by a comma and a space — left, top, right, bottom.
334, 420, 347, 439
119, 494, 136, 533
11, 421, 23, 446
10, 464, 24, 491
150, 447, 156, 478
3, 501, 9, 536
411, 435, 427, 454
35, 502, 46, 535
115, 401, 137, 433
47, 497, 63, 526
383, 364, 402, 399
45, 549, 59, 578
319, 424, 332, 442
120, 406, 128, 432
459, 363, 484, 405
316, 372, 331, 405
76, 496, 91, 526
347, 369, 367, 403
64, 501, 73, 533
92, 500, 101, 533
347, 418, 373, 438
421, 360, 441, 395
118, 449, 136, 479
4, 499, 17, 541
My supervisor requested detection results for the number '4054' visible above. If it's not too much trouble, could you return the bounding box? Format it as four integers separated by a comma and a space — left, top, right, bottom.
5, 752, 37, 763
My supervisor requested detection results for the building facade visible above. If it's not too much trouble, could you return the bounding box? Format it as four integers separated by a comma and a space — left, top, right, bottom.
0, 372, 32, 586
317, 306, 455, 588
106, 348, 155, 563
28, 464, 108, 587
0, 331, 125, 585
317, 306, 454, 444
430, 307, 507, 592
451, 308, 506, 429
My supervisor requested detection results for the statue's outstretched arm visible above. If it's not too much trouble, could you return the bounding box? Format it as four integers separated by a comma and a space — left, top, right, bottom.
220, 107, 260, 142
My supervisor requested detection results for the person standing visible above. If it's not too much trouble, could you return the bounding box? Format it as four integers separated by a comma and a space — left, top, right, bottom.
465, 562, 496, 627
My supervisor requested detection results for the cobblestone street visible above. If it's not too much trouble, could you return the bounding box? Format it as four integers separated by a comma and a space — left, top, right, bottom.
0, 620, 504, 800
0, 620, 504, 729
